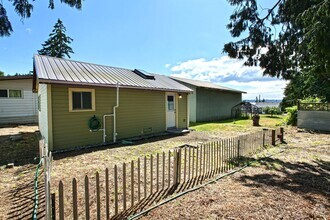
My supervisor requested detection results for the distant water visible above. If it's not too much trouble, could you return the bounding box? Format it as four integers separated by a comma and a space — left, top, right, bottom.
243, 100, 281, 103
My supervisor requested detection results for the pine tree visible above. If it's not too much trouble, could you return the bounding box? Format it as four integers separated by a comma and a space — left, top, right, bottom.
1, 0, 82, 37
38, 19, 74, 58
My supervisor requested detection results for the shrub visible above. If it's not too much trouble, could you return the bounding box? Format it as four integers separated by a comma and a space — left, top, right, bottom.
286, 106, 298, 125
264, 106, 282, 116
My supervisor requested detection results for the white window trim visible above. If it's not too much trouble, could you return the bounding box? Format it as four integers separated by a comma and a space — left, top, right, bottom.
68, 88, 96, 112
0, 88, 24, 99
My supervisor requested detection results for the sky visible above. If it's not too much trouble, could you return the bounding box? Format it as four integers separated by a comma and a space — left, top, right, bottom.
0, 0, 287, 100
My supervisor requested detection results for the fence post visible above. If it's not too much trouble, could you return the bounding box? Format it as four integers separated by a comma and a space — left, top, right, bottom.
237, 139, 240, 158
51, 193, 56, 220
280, 127, 284, 143
262, 128, 267, 147
271, 129, 276, 146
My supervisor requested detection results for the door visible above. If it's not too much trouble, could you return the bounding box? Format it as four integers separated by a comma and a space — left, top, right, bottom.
166, 94, 176, 128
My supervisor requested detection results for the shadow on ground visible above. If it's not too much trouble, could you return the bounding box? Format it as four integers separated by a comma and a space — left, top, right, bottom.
0, 131, 39, 166
6, 165, 45, 220
238, 156, 330, 209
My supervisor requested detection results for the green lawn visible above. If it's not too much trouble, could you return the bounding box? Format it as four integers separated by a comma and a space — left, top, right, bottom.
190, 114, 286, 132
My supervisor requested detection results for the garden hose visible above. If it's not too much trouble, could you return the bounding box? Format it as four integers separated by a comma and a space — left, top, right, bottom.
32, 159, 43, 220
128, 149, 285, 220
88, 115, 101, 131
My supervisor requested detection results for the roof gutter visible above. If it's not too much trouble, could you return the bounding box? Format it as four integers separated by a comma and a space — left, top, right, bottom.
37, 79, 193, 93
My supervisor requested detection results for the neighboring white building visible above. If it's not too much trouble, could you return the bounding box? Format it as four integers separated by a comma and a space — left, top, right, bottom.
0, 75, 38, 124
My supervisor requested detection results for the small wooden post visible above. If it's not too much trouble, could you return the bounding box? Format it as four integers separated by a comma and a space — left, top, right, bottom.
72, 178, 78, 220
105, 168, 109, 220
51, 193, 56, 220
188, 146, 191, 180
184, 147, 187, 182
150, 155, 153, 194
123, 163, 127, 210
96, 172, 101, 220
280, 127, 284, 143
131, 161, 134, 207
137, 158, 141, 202
237, 139, 240, 158
196, 146, 199, 177
59, 181, 64, 220
168, 150, 171, 187
262, 129, 267, 147
271, 129, 276, 146
156, 153, 159, 191
85, 176, 90, 220
144, 156, 147, 198
162, 152, 165, 189
191, 147, 195, 178
114, 165, 118, 215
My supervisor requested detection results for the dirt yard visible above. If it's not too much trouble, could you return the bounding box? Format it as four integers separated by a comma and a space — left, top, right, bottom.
0, 118, 329, 219
141, 128, 330, 220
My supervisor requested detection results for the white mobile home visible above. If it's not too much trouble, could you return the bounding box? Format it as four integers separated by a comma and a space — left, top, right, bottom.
0, 75, 38, 124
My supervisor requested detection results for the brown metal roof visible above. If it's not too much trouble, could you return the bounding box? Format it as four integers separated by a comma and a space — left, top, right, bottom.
171, 76, 246, 94
33, 55, 193, 93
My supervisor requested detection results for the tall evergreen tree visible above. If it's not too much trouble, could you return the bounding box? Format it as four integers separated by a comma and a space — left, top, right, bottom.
0, 0, 82, 37
224, 0, 330, 101
38, 19, 74, 58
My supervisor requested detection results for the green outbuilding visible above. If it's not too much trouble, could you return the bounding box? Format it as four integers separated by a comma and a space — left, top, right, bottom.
33, 55, 192, 151
171, 77, 245, 122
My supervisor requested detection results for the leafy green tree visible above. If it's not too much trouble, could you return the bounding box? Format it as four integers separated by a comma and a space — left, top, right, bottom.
224, 0, 330, 101
38, 19, 74, 58
0, 70, 4, 76
0, 0, 82, 37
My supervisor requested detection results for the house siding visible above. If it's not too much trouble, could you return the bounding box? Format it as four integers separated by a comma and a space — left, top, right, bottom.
38, 84, 51, 146
177, 93, 188, 128
51, 84, 173, 150
0, 78, 38, 124
196, 88, 241, 122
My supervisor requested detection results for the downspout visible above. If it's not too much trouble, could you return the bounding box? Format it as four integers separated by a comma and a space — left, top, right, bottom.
113, 83, 119, 142
102, 83, 120, 143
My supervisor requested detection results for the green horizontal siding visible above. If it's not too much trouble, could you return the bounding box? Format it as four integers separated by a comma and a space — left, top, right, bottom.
196, 88, 242, 122
51, 84, 167, 150
177, 93, 188, 128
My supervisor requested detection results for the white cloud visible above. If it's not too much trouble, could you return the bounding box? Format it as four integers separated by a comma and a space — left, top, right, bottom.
25, 28, 32, 34
165, 63, 171, 68
170, 56, 287, 100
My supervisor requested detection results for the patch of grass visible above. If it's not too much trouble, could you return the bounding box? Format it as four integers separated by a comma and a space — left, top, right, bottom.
190, 115, 285, 132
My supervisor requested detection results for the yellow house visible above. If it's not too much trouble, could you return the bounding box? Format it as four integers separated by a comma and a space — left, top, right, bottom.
33, 55, 192, 151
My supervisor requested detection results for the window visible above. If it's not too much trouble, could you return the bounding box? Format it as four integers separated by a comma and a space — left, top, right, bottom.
9, 90, 22, 98
68, 88, 95, 112
167, 95, 175, 111
0, 90, 8, 97
0, 89, 22, 98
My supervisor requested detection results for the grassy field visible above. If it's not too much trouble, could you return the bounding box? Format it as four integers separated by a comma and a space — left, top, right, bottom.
190, 114, 285, 132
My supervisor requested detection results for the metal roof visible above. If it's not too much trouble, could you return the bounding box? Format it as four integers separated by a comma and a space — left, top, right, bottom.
33, 55, 192, 93
171, 76, 246, 93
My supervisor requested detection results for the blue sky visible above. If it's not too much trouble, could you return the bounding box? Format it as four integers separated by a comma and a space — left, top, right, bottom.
0, 0, 286, 99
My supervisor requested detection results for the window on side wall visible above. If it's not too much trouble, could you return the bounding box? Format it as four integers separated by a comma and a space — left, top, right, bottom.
68, 88, 95, 112
0, 89, 22, 98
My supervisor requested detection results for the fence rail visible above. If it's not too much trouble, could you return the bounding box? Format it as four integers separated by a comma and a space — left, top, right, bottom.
44, 128, 283, 219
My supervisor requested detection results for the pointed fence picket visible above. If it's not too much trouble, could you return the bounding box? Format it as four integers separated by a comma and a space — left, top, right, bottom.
48, 128, 284, 219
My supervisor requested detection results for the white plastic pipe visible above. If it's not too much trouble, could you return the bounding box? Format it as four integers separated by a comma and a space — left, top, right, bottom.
103, 114, 114, 143
113, 83, 120, 142
102, 83, 120, 143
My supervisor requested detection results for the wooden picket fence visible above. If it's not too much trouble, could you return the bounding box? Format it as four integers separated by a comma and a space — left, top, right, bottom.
47, 128, 284, 220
